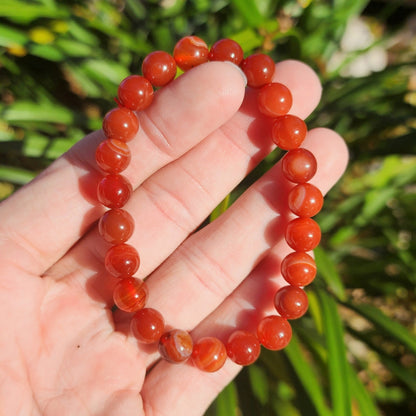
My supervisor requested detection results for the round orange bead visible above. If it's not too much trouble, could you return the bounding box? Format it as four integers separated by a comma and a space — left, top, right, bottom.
95, 139, 131, 174
105, 243, 140, 277
117, 75, 154, 111
257, 315, 292, 350
98, 209, 134, 244
102, 107, 139, 142
272, 115, 307, 150
257, 82, 292, 117
274, 286, 308, 319
285, 217, 321, 252
226, 330, 260, 366
97, 174, 133, 209
282, 148, 317, 183
142, 51, 177, 87
173, 36, 209, 71
208, 38, 244, 65
240, 53, 275, 88
288, 183, 324, 217
113, 277, 148, 313
281, 252, 317, 286
159, 329, 193, 363
192, 337, 227, 372
131, 308, 165, 344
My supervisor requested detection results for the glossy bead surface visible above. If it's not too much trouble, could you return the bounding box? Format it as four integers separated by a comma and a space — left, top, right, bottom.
173, 36, 209, 71
142, 50, 177, 87
105, 243, 140, 277
272, 115, 307, 150
192, 337, 227, 372
257, 83, 292, 117
159, 329, 193, 363
282, 148, 317, 183
102, 107, 139, 142
285, 217, 321, 252
240, 54, 275, 88
208, 38, 244, 65
257, 315, 292, 350
113, 277, 148, 312
95, 139, 131, 173
131, 308, 165, 344
117, 75, 154, 111
98, 209, 134, 244
281, 252, 317, 287
288, 183, 323, 217
97, 174, 132, 208
274, 286, 308, 319
226, 330, 260, 366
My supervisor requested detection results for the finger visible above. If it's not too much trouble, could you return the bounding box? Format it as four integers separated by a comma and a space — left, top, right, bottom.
0, 62, 246, 275
138, 128, 348, 365
46, 60, 322, 291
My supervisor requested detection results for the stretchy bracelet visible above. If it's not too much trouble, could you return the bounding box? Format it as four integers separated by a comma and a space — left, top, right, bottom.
95, 36, 323, 372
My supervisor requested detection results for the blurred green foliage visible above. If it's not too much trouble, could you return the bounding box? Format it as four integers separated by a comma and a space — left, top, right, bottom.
1, 0, 415, 415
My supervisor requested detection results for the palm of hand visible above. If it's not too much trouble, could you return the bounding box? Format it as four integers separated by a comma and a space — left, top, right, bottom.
0, 61, 348, 416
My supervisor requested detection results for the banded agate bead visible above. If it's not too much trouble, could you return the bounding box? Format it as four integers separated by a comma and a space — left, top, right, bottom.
288, 183, 323, 218
142, 51, 177, 87
97, 174, 133, 209
95, 139, 131, 174
117, 75, 154, 111
272, 115, 307, 150
192, 337, 227, 372
113, 277, 148, 313
98, 209, 134, 244
131, 308, 165, 344
240, 53, 275, 88
281, 252, 316, 287
285, 217, 321, 252
282, 148, 317, 183
257, 82, 292, 117
257, 315, 292, 350
102, 107, 139, 142
173, 36, 209, 71
105, 243, 140, 277
208, 38, 244, 65
274, 286, 308, 319
226, 330, 260, 366
159, 329, 193, 363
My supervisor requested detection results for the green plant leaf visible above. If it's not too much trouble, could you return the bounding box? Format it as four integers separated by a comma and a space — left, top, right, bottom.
248, 364, 269, 405
0, 165, 35, 185
230, 0, 264, 27
211, 381, 239, 416
210, 194, 230, 222
0, 24, 28, 47
318, 290, 352, 416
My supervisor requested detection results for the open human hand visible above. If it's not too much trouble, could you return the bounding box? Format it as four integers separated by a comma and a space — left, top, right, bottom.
0, 60, 348, 416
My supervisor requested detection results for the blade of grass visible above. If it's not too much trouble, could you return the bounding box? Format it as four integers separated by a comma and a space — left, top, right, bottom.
318, 289, 352, 416
210, 194, 230, 222
0, 165, 35, 185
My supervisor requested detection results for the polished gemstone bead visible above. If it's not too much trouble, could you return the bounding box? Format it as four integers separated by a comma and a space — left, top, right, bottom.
131, 308, 165, 344
102, 107, 139, 142
113, 277, 148, 312
226, 330, 260, 366
274, 286, 308, 319
142, 51, 177, 87
257, 83, 292, 117
282, 148, 317, 183
240, 54, 275, 88
192, 337, 227, 372
281, 252, 317, 287
97, 174, 133, 208
117, 75, 154, 111
288, 183, 323, 217
285, 217, 321, 252
173, 36, 209, 71
257, 315, 292, 350
105, 243, 140, 277
159, 329, 193, 363
208, 38, 244, 65
272, 115, 307, 150
95, 139, 131, 173
98, 209, 134, 244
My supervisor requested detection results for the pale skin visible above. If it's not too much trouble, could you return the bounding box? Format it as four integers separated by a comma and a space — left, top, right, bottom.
0, 60, 348, 416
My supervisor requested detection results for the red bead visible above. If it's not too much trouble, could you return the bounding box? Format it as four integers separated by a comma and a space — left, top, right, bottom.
98, 209, 134, 244
240, 54, 275, 88
102, 107, 139, 142
117, 75, 154, 111
159, 329, 193, 363
281, 252, 317, 287
142, 51, 177, 87
97, 174, 132, 208
208, 38, 244, 65
131, 308, 165, 344
257, 315, 292, 350
173, 36, 209, 71
105, 243, 140, 277
257, 83, 292, 117
192, 337, 227, 372
282, 148, 317, 183
113, 277, 148, 312
274, 286, 308, 319
288, 183, 323, 217
272, 115, 307, 150
226, 330, 260, 366
285, 217, 321, 252
95, 139, 131, 173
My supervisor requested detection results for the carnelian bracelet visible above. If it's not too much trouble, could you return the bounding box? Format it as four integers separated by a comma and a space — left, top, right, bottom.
95, 36, 323, 372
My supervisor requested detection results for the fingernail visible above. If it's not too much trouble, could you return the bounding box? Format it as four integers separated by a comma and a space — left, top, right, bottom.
224, 61, 247, 86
